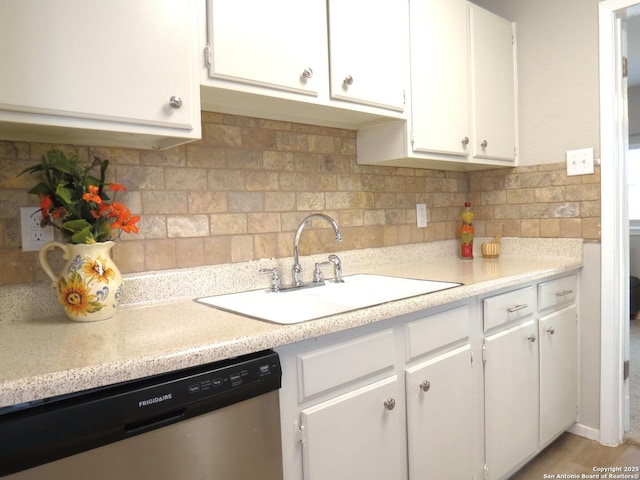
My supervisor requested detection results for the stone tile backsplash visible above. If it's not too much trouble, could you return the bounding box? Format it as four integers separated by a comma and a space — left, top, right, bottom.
0, 112, 600, 286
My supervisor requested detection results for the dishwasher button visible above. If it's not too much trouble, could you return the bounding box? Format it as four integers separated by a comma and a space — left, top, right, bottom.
188, 384, 200, 394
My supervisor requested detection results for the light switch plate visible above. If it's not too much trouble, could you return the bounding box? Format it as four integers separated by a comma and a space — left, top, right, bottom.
566, 147, 595, 176
416, 203, 427, 228
20, 207, 54, 251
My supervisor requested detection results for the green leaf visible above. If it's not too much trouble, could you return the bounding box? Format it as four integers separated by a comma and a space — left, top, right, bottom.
55, 183, 73, 206
70, 227, 94, 244
44, 150, 76, 174
62, 219, 91, 234
27, 182, 53, 196
17, 164, 44, 177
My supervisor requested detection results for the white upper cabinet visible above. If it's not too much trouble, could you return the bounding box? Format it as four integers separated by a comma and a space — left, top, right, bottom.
0, 0, 201, 150
410, 0, 470, 157
207, 0, 326, 97
201, 0, 408, 128
357, 0, 517, 170
327, 0, 408, 111
469, 4, 517, 161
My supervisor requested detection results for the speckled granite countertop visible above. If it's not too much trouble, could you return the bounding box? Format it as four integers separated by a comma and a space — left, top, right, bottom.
0, 238, 583, 408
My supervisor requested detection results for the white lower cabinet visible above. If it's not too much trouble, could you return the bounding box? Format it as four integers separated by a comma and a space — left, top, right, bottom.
405, 345, 474, 480
277, 273, 579, 480
300, 376, 403, 480
484, 319, 539, 480
539, 305, 578, 447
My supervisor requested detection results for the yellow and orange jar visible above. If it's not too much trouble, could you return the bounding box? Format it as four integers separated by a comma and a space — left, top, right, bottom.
459, 202, 474, 259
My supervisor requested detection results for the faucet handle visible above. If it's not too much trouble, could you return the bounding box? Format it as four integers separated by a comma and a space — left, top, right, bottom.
328, 254, 344, 283
313, 261, 331, 284
259, 268, 281, 292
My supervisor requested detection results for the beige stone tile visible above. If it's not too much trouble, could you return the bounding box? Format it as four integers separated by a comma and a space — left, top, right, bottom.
296, 192, 325, 211
186, 145, 226, 168
117, 165, 164, 190
142, 191, 189, 214
245, 171, 279, 191
141, 146, 186, 167
265, 192, 296, 212
113, 241, 145, 273
540, 219, 561, 238
203, 236, 231, 264
188, 191, 227, 214
207, 170, 246, 191
145, 239, 177, 270
228, 192, 264, 213
167, 215, 210, 238
241, 127, 277, 149
248, 213, 281, 233
203, 123, 242, 147
506, 188, 535, 204
254, 233, 279, 259
175, 238, 205, 268
560, 218, 583, 238
521, 219, 540, 237
263, 151, 295, 171
210, 214, 247, 235
165, 167, 207, 191
0, 249, 35, 285
230, 235, 255, 263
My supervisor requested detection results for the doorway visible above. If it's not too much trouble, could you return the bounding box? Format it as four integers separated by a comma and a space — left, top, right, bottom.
599, 0, 640, 447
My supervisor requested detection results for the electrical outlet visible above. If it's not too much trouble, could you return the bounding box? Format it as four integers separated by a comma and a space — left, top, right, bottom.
20, 207, 54, 251
416, 203, 427, 228
566, 147, 595, 176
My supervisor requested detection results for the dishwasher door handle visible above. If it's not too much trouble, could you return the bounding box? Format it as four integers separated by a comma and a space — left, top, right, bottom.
125, 408, 186, 435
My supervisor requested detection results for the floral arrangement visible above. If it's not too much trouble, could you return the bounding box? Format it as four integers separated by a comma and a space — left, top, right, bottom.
19, 150, 140, 244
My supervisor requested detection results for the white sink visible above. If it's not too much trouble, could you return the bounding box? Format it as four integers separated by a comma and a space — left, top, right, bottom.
196, 274, 461, 324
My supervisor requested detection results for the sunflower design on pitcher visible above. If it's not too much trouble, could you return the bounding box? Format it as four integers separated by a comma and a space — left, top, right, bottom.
57, 271, 105, 317
81, 255, 115, 285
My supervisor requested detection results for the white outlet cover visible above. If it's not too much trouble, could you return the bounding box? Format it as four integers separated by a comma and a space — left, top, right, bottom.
416, 203, 427, 228
566, 147, 595, 176
20, 207, 54, 251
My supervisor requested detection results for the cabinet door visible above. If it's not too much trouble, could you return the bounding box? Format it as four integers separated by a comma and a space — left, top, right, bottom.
207, 0, 326, 97
539, 305, 578, 446
0, 0, 197, 131
405, 345, 474, 480
485, 320, 539, 480
300, 376, 403, 480
409, 0, 470, 157
469, 5, 516, 161
327, 0, 408, 111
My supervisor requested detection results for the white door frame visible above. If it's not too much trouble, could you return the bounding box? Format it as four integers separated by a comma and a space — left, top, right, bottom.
599, 0, 639, 447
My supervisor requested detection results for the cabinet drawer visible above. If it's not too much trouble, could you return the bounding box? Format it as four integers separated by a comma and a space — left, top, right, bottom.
538, 275, 577, 312
483, 286, 536, 331
405, 305, 469, 361
297, 329, 395, 400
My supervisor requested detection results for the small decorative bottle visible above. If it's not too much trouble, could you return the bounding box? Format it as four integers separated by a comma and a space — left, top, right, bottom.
459, 202, 474, 259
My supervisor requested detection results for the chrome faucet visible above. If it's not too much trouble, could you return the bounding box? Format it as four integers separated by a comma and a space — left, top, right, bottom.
292, 213, 342, 286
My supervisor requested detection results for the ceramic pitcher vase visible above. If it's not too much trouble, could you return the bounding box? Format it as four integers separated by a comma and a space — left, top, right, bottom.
39, 241, 123, 322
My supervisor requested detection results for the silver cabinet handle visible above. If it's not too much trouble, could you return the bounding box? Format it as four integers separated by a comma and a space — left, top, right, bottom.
169, 96, 183, 109
556, 289, 573, 297
527, 334, 536, 343
462, 137, 470, 146
507, 304, 528, 313
420, 380, 431, 392
546, 327, 555, 335
481, 140, 488, 148
384, 398, 396, 410
302, 67, 313, 79
343, 75, 354, 87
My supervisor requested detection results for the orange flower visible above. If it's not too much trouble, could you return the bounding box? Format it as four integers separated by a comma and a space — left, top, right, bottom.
39, 194, 52, 219
51, 206, 66, 219
109, 182, 127, 193
111, 202, 140, 234
82, 184, 102, 204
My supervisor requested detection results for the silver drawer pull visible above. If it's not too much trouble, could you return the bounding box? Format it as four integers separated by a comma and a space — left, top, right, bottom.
555, 289, 573, 297
527, 334, 537, 343
420, 380, 431, 392
507, 304, 528, 313
546, 327, 555, 335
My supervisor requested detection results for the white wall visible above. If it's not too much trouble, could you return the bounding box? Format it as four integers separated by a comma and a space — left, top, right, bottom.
630, 85, 640, 146
471, 0, 601, 166
471, 0, 602, 433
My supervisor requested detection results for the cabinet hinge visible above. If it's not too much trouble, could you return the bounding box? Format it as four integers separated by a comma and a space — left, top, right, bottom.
295, 420, 306, 445
204, 43, 212, 68
483, 463, 489, 480
410, 129, 415, 147
403, 89, 406, 106
482, 341, 487, 366
624, 359, 630, 381
470, 350, 474, 367
623, 56, 629, 78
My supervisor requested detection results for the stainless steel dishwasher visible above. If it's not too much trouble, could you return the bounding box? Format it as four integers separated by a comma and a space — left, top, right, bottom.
0, 350, 283, 480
